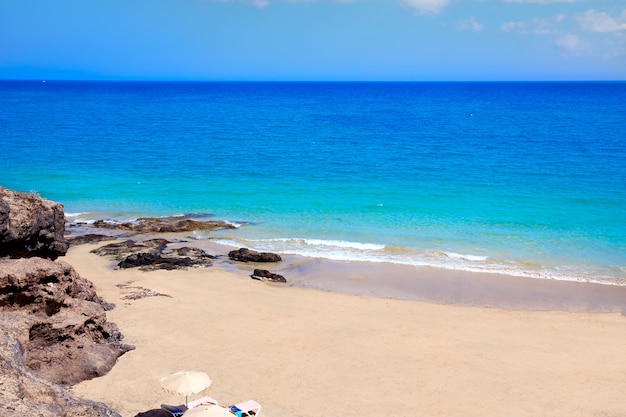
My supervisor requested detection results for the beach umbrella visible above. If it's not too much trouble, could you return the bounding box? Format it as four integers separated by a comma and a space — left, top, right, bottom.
160, 370, 213, 407
183, 406, 233, 417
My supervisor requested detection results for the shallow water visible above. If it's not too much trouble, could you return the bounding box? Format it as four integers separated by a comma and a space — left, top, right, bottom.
2, 80, 625, 284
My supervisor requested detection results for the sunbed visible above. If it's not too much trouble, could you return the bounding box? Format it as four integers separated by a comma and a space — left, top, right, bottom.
187, 396, 220, 408
161, 396, 219, 416
228, 400, 262, 417
160, 403, 187, 417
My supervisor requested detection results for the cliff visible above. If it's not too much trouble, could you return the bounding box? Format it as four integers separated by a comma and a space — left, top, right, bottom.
0, 187, 132, 417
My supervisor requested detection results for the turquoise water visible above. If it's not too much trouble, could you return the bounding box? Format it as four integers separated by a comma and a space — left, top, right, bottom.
1, 81, 625, 284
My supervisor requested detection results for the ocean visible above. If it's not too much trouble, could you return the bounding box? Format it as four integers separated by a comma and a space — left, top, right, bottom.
1, 80, 625, 285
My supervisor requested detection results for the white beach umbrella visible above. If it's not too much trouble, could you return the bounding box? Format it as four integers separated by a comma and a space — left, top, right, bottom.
160, 370, 213, 406
183, 406, 233, 417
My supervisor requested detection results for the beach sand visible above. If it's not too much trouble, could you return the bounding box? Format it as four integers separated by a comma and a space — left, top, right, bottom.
66, 243, 626, 417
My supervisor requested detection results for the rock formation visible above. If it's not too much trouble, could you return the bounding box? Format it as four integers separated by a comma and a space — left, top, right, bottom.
0, 187, 130, 417
88, 215, 237, 234
0, 187, 68, 259
91, 239, 215, 271
67, 233, 116, 246
251, 269, 287, 283
0, 329, 121, 417
228, 247, 282, 263
0, 257, 134, 385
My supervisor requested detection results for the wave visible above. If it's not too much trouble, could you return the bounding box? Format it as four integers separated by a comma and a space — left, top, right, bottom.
65, 212, 89, 218
66, 214, 626, 288
203, 235, 626, 287
253, 238, 385, 251
442, 251, 489, 262
223, 220, 244, 229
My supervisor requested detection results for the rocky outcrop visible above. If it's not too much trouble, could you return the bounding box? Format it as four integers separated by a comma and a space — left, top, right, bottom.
67, 233, 116, 246
0, 257, 133, 386
0, 186, 130, 417
251, 269, 287, 283
0, 187, 68, 259
228, 248, 282, 263
92, 239, 215, 271
89, 215, 237, 234
0, 329, 121, 417
91, 238, 169, 259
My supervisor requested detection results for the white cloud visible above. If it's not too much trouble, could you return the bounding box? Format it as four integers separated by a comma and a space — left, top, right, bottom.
501, 15, 563, 35
554, 33, 590, 54
501, 21, 525, 32
457, 17, 485, 32
399, 0, 449, 15
577, 9, 626, 33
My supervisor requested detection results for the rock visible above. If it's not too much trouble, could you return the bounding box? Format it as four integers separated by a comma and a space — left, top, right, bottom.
228, 248, 282, 263
0, 329, 122, 417
91, 239, 168, 260
117, 253, 197, 270
251, 269, 287, 283
0, 257, 134, 386
67, 233, 116, 246
91, 215, 237, 234
92, 239, 215, 271
0, 187, 128, 416
0, 257, 98, 312
0, 187, 68, 259
115, 281, 172, 300
118, 252, 163, 268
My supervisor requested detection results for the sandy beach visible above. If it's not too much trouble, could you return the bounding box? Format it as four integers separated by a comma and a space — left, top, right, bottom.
67, 242, 626, 417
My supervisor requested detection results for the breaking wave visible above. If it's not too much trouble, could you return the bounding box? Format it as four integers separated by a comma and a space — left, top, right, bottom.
205, 235, 625, 287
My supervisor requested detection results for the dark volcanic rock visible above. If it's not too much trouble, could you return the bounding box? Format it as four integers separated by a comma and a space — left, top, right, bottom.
0, 187, 69, 259
93, 239, 215, 271
251, 269, 287, 283
92, 216, 236, 234
117, 252, 197, 270
67, 233, 116, 246
91, 239, 169, 260
0, 257, 134, 386
228, 247, 282, 263
118, 252, 164, 268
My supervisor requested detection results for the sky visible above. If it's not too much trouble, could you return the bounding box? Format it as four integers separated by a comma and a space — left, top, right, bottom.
0, 0, 625, 81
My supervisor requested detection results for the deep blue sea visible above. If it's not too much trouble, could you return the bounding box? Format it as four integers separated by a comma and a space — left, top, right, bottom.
1, 80, 625, 285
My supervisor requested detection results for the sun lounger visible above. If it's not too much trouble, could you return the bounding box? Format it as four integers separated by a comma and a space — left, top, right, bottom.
187, 396, 220, 408
161, 396, 219, 416
229, 400, 262, 417
160, 403, 187, 417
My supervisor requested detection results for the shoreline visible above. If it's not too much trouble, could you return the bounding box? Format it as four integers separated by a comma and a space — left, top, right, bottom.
172, 236, 626, 313
66, 223, 626, 313
66, 214, 626, 288
65, 238, 626, 417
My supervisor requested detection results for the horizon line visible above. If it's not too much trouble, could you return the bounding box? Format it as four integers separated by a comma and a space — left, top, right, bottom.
2, 78, 625, 83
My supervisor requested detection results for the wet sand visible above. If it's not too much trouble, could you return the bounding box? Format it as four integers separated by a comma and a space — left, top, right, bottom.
67, 242, 626, 417
181, 237, 626, 312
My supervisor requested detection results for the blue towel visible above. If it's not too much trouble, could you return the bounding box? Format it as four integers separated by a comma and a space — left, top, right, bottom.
161, 404, 187, 417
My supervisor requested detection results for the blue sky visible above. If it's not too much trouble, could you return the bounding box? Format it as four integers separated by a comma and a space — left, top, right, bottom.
1, 0, 624, 81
